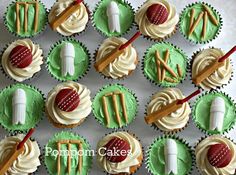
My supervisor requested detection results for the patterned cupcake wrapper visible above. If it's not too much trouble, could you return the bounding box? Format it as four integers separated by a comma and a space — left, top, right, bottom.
43, 131, 93, 175
142, 41, 189, 88
0, 40, 45, 83
145, 134, 195, 175
3, 0, 48, 38
144, 91, 190, 134
0, 83, 45, 133
48, 1, 91, 38
46, 37, 91, 82
98, 129, 144, 175
189, 47, 234, 91
92, 83, 139, 130
91, 0, 135, 38
179, 2, 223, 45
191, 90, 236, 136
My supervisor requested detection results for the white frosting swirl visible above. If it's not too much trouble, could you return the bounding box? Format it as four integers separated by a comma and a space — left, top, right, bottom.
48, 0, 89, 36
196, 135, 236, 175
97, 132, 142, 174
135, 0, 179, 40
46, 81, 92, 125
96, 37, 137, 79
0, 134, 41, 175
147, 88, 191, 132
1, 39, 43, 82
192, 48, 232, 90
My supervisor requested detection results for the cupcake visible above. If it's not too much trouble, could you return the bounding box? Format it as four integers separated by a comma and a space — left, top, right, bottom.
135, 0, 179, 41
191, 48, 233, 90
92, 84, 138, 129
195, 135, 236, 175
44, 131, 92, 175
0, 133, 41, 174
1, 39, 44, 82
179, 2, 222, 44
94, 37, 138, 79
146, 135, 193, 175
192, 91, 236, 135
48, 0, 89, 36
92, 0, 134, 37
96, 131, 143, 174
4, 0, 47, 38
0, 83, 44, 132
143, 42, 187, 87
47, 38, 90, 81
145, 88, 191, 133
45, 81, 92, 128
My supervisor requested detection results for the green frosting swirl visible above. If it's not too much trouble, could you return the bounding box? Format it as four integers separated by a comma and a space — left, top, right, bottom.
93, 0, 134, 37
0, 84, 44, 132
180, 3, 221, 43
193, 92, 236, 134
5, 0, 47, 37
147, 137, 192, 175
92, 84, 137, 129
45, 131, 92, 175
47, 40, 89, 81
144, 42, 187, 87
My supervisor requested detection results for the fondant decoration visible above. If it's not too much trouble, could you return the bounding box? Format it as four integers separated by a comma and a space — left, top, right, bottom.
106, 1, 121, 33
146, 4, 168, 25
210, 97, 225, 131
102, 91, 128, 127
57, 140, 83, 174
12, 89, 26, 125
15, 1, 39, 33
9, 45, 33, 68
55, 89, 80, 112
104, 137, 130, 163
165, 139, 177, 175
50, 0, 83, 30
60, 42, 75, 76
207, 143, 232, 168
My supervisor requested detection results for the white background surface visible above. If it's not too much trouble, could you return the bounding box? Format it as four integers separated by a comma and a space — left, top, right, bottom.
0, 0, 236, 174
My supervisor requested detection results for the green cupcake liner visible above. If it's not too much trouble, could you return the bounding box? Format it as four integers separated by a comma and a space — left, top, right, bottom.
92, 0, 135, 37
191, 90, 236, 135
145, 134, 194, 175
142, 42, 188, 88
4, 0, 48, 38
44, 131, 93, 175
0, 83, 45, 133
179, 2, 223, 45
92, 83, 139, 129
189, 47, 234, 91
46, 38, 91, 82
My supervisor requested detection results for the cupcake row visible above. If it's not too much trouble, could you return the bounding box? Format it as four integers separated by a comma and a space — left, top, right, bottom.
1, 130, 236, 175
4, 0, 222, 44
1, 38, 233, 90
0, 82, 235, 135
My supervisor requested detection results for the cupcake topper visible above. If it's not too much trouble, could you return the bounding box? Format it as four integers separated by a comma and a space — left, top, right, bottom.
165, 139, 177, 175
107, 1, 120, 33
0, 128, 35, 174
12, 88, 26, 125
94, 31, 141, 72
146, 4, 169, 25
193, 46, 236, 86
210, 97, 225, 131
60, 42, 75, 76
145, 89, 200, 124
50, 0, 83, 30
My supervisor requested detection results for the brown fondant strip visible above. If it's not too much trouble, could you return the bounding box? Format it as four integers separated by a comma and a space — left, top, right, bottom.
177, 64, 182, 77
189, 12, 204, 36
34, 1, 39, 32
164, 77, 177, 83
16, 3, 20, 34
161, 49, 170, 81
57, 142, 61, 175
112, 94, 121, 127
24, 3, 29, 32
155, 50, 162, 82
203, 5, 218, 26
202, 11, 208, 39
120, 93, 128, 123
189, 8, 195, 31
78, 143, 83, 174
102, 96, 110, 127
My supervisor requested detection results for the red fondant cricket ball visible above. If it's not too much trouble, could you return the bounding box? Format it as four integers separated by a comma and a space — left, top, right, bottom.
55, 89, 80, 112
207, 143, 232, 168
146, 4, 169, 25
105, 137, 131, 163
9, 45, 33, 68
